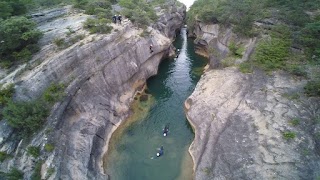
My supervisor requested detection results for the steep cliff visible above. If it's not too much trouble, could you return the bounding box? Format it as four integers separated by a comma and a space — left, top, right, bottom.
185, 21, 320, 179
0, 2, 185, 179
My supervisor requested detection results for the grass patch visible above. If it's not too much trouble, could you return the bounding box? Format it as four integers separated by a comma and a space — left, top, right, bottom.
289, 118, 300, 126
239, 62, 253, 73
284, 63, 307, 77
221, 56, 236, 67
304, 80, 320, 97
83, 18, 113, 34
42, 83, 65, 104
53, 38, 66, 47
282, 92, 300, 100
31, 161, 42, 180
27, 146, 40, 158
283, 131, 296, 140
228, 41, 244, 58
46, 167, 55, 179
44, 143, 54, 152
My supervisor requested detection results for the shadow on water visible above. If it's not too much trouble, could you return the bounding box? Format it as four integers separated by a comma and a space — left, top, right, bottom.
104, 28, 207, 180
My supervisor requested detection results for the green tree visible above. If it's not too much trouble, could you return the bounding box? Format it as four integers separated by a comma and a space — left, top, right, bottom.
0, 16, 42, 64
0, 1, 13, 19
3, 100, 49, 136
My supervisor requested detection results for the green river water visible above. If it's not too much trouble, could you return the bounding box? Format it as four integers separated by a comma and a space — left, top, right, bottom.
105, 28, 207, 180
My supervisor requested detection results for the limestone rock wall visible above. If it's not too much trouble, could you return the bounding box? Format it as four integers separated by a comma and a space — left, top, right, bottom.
191, 22, 256, 68
0, 3, 186, 180
186, 22, 320, 179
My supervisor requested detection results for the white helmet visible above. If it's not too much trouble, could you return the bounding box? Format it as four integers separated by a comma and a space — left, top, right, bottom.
157, 153, 160, 157
163, 133, 167, 137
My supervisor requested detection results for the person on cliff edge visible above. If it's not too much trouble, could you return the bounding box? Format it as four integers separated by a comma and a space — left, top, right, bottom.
118, 14, 122, 24
150, 44, 153, 53
112, 15, 117, 23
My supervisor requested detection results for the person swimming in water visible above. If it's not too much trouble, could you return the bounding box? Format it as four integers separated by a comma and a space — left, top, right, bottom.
156, 146, 164, 157
163, 124, 169, 137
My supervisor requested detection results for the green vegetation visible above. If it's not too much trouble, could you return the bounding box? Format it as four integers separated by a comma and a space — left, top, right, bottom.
46, 167, 55, 179
289, 118, 300, 126
44, 143, 54, 152
5, 167, 24, 180
27, 146, 40, 158
43, 83, 65, 103
3, 100, 49, 137
54, 34, 85, 49
31, 161, 42, 180
253, 37, 290, 71
220, 57, 235, 67
0, 84, 15, 106
188, 0, 320, 92
0, 151, 9, 162
2, 83, 65, 137
283, 131, 296, 140
239, 62, 253, 73
0, 0, 28, 19
83, 18, 113, 34
304, 80, 320, 97
119, 0, 158, 27
228, 42, 244, 58
282, 92, 300, 100
0, 16, 42, 68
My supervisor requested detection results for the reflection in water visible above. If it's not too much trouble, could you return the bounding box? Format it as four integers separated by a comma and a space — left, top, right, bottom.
105, 28, 207, 180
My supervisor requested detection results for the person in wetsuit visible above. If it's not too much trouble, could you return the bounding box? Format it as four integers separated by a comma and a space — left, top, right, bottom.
156, 146, 164, 157
163, 124, 169, 136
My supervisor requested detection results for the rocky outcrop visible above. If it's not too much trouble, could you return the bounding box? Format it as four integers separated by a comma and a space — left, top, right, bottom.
191, 22, 256, 68
185, 22, 320, 179
0, 3, 185, 180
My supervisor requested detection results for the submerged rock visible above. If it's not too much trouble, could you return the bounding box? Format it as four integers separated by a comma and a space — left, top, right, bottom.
139, 94, 149, 102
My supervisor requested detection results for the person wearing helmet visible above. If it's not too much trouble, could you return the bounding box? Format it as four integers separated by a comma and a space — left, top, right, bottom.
112, 15, 117, 23
163, 124, 169, 137
156, 146, 164, 157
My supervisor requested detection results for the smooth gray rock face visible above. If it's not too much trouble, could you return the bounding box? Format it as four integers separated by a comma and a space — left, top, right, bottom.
192, 22, 256, 68
186, 68, 320, 180
0, 4, 186, 180
186, 22, 320, 179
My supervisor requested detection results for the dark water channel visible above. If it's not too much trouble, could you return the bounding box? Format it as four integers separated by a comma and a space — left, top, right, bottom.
105, 28, 207, 180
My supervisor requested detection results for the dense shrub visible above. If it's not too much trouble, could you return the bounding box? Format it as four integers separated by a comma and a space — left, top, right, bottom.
253, 37, 290, 71
44, 143, 54, 152
83, 18, 113, 34
31, 161, 42, 180
3, 100, 49, 137
119, 0, 158, 27
0, 151, 9, 162
304, 80, 320, 97
0, 16, 42, 67
239, 62, 253, 73
0, 84, 15, 106
5, 168, 24, 180
283, 131, 296, 140
27, 146, 40, 158
0, 0, 27, 19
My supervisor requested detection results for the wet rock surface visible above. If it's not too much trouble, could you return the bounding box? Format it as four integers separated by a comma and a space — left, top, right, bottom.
185, 67, 320, 180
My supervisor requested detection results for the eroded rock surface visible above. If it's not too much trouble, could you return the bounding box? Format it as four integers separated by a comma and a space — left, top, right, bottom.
0, 3, 186, 180
186, 68, 320, 179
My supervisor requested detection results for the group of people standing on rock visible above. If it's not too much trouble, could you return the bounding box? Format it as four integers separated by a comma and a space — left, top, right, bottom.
112, 14, 122, 24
